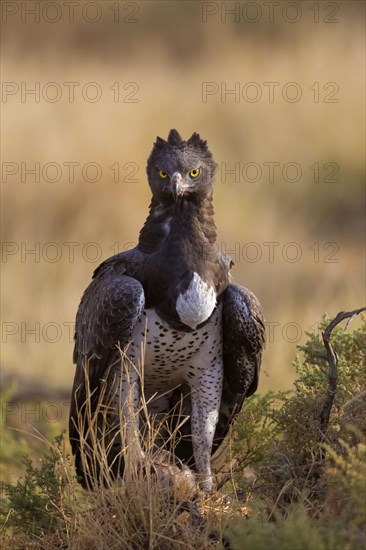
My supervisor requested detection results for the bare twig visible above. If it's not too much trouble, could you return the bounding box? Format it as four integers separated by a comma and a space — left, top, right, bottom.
320, 306, 366, 432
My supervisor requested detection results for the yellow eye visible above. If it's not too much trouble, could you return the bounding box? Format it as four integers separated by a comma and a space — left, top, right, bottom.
159, 170, 168, 179
189, 168, 200, 178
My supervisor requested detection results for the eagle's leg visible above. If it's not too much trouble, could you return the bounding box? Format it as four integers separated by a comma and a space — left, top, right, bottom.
116, 357, 145, 469
189, 361, 223, 492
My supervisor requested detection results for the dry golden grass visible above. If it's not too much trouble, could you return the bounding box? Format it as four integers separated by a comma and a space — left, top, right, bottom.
1, 363, 248, 549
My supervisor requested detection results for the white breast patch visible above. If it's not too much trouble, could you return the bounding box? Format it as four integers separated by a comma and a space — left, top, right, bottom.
176, 272, 216, 329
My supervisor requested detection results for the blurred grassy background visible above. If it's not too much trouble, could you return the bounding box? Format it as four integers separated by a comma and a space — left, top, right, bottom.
1, 0, 365, 402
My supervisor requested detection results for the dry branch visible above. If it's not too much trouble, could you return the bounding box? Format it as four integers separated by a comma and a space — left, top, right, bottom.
320, 306, 366, 432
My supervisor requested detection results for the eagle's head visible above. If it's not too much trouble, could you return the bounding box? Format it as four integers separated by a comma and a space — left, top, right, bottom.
146, 129, 218, 202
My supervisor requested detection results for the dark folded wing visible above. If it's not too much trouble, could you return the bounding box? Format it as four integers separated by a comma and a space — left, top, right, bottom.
213, 283, 265, 451
69, 263, 145, 480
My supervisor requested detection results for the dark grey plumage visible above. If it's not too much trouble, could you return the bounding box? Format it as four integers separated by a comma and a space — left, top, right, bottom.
69, 130, 265, 491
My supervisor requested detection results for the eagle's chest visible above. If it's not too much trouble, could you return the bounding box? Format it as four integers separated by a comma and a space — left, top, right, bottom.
175, 272, 217, 330
127, 304, 223, 393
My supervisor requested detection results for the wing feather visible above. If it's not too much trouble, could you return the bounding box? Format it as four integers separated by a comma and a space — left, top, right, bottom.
69, 262, 145, 486
213, 283, 265, 452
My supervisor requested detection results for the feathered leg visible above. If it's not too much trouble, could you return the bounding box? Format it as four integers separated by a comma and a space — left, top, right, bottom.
189, 360, 223, 492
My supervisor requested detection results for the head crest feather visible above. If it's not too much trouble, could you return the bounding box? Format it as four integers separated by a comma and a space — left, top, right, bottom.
167, 129, 183, 146
187, 132, 209, 153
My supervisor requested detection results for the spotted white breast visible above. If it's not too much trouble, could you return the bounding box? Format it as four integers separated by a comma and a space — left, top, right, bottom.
125, 305, 223, 403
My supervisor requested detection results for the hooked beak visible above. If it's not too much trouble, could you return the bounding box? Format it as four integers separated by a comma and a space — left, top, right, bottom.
170, 172, 183, 200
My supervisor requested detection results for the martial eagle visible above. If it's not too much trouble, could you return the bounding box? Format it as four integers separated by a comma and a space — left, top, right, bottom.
69, 130, 265, 492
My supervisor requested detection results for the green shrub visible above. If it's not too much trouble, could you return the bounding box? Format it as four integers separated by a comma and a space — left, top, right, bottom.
231, 315, 366, 544
0, 432, 75, 537
0, 385, 29, 475
227, 504, 351, 550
